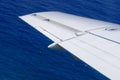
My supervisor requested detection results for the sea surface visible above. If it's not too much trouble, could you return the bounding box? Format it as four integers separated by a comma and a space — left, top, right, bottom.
0, 0, 120, 80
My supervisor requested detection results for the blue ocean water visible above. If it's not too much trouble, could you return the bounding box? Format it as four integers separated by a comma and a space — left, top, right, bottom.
0, 0, 120, 80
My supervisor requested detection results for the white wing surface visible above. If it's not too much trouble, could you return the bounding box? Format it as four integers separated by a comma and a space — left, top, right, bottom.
19, 11, 120, 80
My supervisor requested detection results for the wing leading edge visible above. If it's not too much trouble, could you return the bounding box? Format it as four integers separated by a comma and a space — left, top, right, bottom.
19, 11, 120, 80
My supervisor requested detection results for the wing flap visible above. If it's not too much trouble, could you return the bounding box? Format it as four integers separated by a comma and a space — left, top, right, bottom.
88, 26, 120, 44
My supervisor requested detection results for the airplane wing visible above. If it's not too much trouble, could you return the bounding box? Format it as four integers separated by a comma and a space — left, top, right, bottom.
19, 11, 120, 80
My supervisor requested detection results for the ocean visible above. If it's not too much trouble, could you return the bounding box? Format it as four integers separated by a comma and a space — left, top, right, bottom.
0, 0, 120, 80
